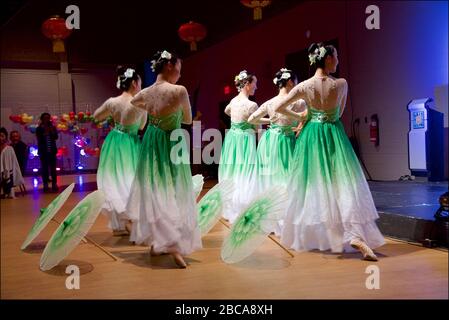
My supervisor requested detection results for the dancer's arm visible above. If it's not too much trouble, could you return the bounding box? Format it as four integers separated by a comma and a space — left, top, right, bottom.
178, 86, 192, 125
130, 91, 147, 111
339, 80, 348, 118
248, 102, 270, 125
138, 110, 148, 130
273, 83, 307, 121
93, 99, 111, 121
224, 103, 232, 116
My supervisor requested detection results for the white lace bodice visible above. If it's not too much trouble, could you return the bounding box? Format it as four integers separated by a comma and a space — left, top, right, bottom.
225, 96, 258, 123
273, 76, 348, 117
130, 82, 192, 124
94, 95, 147, 129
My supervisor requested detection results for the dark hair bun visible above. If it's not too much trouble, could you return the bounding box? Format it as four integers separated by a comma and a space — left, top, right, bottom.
150, 50, 179, 75
234, 70, 255, 92
273, 68, 296, 88
308, 42, 336, 68
116, 66, 140, 91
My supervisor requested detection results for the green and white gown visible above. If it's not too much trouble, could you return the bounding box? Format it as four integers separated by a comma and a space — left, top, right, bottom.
95, 96, 146, 231
278, 77, 385, 253
126, 110, 202, 255
218, 97, 258, 223
248, 96, 306, 235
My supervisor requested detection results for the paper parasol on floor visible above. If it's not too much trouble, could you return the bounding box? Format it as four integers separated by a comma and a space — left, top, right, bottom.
198, 179, 234, 235
21, 183, 75, 250
40, 190, 105, 271
221, 186, 288, 264
192, 174, 205, 200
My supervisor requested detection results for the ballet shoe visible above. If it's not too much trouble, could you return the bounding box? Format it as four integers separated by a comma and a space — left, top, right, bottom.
172, 253, 187, 269
350, 238, 378, 261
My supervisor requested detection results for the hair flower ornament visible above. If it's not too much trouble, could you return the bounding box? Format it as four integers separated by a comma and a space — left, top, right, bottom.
281, 72, 291, 80
161, 50, 172, 60
124, 68, 134, 78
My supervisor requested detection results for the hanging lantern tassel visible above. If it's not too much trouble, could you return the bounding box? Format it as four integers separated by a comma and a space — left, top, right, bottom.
254, 7, 262, 20
52, 39, 65, 53
190, 41, 197, 51
240, 1, 272, 21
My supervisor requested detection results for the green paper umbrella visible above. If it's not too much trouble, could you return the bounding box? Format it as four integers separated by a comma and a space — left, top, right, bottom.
198, 179, 234, 235
21, 183, 75, 250
40, 190, 105, 271
192, 174, 205, 200
221, 187, 288, 264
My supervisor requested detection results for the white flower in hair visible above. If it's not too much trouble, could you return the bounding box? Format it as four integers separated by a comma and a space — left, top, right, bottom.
237, 70, 248, 81
161, 50, 172, 60
319, 47, 327, 58
150, 60, 156, 72
281, 72, 291, 80
124, 68, 134, 78
280, 68, 288, 72
308, 54, 317, 65
116, 79, 121, 89
273, 78, 278, 84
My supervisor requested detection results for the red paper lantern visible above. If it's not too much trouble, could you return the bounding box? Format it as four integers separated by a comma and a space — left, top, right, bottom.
41, 16, 73, 53
241, 0, 272, 20
178, 21, 207, 51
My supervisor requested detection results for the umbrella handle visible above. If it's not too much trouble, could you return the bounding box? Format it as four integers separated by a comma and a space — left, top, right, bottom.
219, 219, 294, 258
267, 234, 294, 258
219, 218, 231, 229
83, 235, 120, 262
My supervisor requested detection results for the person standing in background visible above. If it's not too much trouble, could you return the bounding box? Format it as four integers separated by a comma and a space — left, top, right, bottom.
36, 113, 58, 192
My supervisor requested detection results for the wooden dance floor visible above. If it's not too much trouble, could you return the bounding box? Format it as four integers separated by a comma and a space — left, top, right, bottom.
1, 174, 447, 299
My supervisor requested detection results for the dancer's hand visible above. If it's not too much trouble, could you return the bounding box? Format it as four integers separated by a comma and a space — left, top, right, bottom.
292, 121, 305, 137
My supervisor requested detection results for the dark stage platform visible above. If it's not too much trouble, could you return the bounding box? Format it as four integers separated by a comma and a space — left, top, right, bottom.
370, 179, 448, 246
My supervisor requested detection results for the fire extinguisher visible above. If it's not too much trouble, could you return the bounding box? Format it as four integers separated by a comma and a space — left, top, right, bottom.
370, 114, 379, 146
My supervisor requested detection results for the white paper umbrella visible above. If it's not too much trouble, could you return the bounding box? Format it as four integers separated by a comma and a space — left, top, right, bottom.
40, 190, 105, 271
21, 183, 75, 250
221, 187, 288, 264
198, 179, 234, 235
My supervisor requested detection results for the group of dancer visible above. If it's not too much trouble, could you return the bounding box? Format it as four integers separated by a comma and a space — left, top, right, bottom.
94, 43, 385, 268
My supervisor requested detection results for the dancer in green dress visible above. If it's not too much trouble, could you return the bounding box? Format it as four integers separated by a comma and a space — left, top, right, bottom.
126, 50, 200, 268
272, 43, 384, 260
248, 68, 306, 235
218, 70, 258, 223
94, 66, 146, 236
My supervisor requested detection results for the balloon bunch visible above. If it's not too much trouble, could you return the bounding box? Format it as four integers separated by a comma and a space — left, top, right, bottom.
9, 113, 34, 125
9, 111, 113, 136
